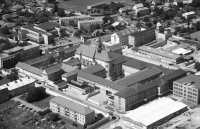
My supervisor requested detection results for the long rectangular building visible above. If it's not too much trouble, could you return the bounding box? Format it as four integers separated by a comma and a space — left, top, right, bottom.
122, 97, 187, 129
50, 96, 95, 125
138, 46, 183, 64
59, 16, 94, 26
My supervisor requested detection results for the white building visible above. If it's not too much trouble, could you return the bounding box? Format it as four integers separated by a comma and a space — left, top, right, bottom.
182, 11, 195, 19
0, 77, 35, 97
122, 97, 187, 129
59, 16, 94, 26
78, 19, 103, 29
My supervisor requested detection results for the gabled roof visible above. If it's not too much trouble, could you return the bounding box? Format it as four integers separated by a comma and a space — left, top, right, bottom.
62, 69, 80, 78
161, 69, 186, 83
115, 67, 162, 87
43, 63, 62, 75
115, 27, 138, 37
62, 63, 77, 73
123, 60, 147, 70
115, 78, 161, 98
78, 72, 126, 91
64, 58, 80, 66
51, 96, 94, 115
16, 62, 43, 76
95, 50, 113, 62
81, 64, 105, 74
106, 44, 122, 52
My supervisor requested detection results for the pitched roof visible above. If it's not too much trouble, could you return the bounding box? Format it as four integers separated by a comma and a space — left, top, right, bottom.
16, 62, 43, 76
161, 69, 186, 82
62, 63, 77, 73
174, 75, 200, 89
24, 52, 58, 66
43, 63, 62, 75
95, 50, 113, 62
50, 96, 94, 115
123, 60, 147, 70
115, 27, 138, 37
115, 78, 161, 98
78, 72, 126, 91
62, 69, 80, 78
35, 22, 60, 31
81, 64, 105, 74
115, 67, 162, 87
63, 58, 80, 66
106, 44, 122, 52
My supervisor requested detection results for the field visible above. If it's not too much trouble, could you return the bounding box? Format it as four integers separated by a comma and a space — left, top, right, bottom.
57, 0, 127, 11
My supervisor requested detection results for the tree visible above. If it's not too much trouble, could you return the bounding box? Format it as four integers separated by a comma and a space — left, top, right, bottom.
57, 9, 65, 17
49, 113, 59, 122
60, 121, 65, 125
97, 113, 104, 119
26, 87, 46, 103
145, 22, 152, 28
137, 12, 141, 18
7, 69, 18, 81
47, 56, 56, 65
195, 38, 198, 41
153, 19, 157, 24
1, 25, 10, 34
194, 62, 200, 71
53, 4, 58, 13
143, 17, 149, 22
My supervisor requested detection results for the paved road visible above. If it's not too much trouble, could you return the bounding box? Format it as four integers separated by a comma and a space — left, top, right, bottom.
13, 97, 42, 112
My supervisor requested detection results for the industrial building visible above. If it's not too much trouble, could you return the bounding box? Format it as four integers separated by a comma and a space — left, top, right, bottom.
122, 97, 187, 129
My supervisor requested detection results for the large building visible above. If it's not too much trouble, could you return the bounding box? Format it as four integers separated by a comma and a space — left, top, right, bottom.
129, 27, 156, 47
50, 96, 95, 125
78, 19, 103, 30
122, 97, 187, 129
87, 2, 106, 10
0, 77, 35, 98
138, 46, 183, 64
133, 3, 150, 17
19, 22, 64, 44
0, 44, 40, 68
173, 75, 200, 105
59, 16, 94, 26
75, 38, 125, 80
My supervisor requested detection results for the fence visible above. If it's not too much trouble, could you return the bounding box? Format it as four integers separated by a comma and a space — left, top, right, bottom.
86, 117, 110, 129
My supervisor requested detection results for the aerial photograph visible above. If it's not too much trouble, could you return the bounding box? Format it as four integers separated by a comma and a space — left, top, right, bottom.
0, 0, 200, 129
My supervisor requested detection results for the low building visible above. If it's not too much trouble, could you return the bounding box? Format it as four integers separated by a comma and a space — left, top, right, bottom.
135, 7, 150, 17
62, 69, 80, 82
0, 77, 35, 98
80, 64, 106, 78
182, 11, 195, 19
19, 22, 64, 44
173, 75, 200, 105
59, 16, 94, 26
87, 2, 106, 10
78, 19, 103, 30
50, 96, 95, 125
129, 27, 156, 47
138, 46, 183, 64
122, 97, 187, 129
63, 58, 81, 69
106, 44, 122, 54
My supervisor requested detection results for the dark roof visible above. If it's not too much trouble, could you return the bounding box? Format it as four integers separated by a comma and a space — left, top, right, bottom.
106, 44, 122, 52
115, 67, 162, 87
16, 62, 43, 76
115, 78, 161, 98
62, 63, 77, 73
35, 22, 60, 31
115, 27, 138, 37
78, 72, 126, 91
62, 69, 80, 78
81, 64, 105, 74
43, 63, 62, 75
123, 60, 147, 70
181, 40, 200, 47
174, 75, 200, 89
64, 58, 80, 66
24, 52, 58, 65
51, 96, 94, 115
161, 69, 187, 83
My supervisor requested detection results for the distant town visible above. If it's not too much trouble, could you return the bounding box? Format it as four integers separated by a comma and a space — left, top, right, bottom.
0, 0, 200, 129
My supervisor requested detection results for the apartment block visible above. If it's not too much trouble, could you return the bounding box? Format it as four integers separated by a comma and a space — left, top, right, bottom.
59, 16, 94, 26
173, 75, 200, 105
50, 96, 95, 125
78, 19, 103, 30
129, 27, 156, 47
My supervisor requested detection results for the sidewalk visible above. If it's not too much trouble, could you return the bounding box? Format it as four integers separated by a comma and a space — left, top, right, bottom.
12, 97, 42, 112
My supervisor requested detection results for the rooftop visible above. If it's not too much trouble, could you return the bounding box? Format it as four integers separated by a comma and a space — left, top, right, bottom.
115, 27, 138, 37
62, 69, 80, 78
63, 58, 80, 67
115, 67, 162, 87
43, 63, 62, 75
123, 97, 187, 126
35, 22, 60, 31
139, 46, 182, 59
50, 96, 94, 115
81, 64, 105, 74
0, 77, 35, 90
174, 75, 200, 89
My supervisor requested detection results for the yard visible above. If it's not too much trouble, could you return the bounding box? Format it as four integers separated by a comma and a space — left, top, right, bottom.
0, 100, 15, 110
60, 116, 84, 129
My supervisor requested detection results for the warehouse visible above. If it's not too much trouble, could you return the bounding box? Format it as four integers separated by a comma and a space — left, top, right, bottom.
122, 97, 187, 129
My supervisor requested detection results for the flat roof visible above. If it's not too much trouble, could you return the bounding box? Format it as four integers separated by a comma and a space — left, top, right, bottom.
50, 96, 94, 115
0, 77, 35, 90
139, 46, 181, 59
172, 48, 191, 55
123, 97, 187, 126
174, 75, 200, 89
35, 22, 60, 31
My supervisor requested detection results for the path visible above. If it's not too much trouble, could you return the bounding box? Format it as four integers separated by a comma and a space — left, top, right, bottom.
12, 97, 42, 112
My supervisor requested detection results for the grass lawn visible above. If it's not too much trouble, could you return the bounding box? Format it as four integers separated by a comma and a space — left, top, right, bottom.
31, 95, 54, 109
0, 100, 15, 110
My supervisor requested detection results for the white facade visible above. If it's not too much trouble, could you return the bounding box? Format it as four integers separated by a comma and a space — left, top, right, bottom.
78, 19, 103, 29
